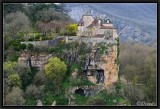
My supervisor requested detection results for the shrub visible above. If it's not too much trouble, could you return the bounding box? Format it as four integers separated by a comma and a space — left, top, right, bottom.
20, 43, 26, 50
28, 43, 34, 50
54, 94, 68, 105
4, 87, 25, 105
25, 85, 45, 100
25, 96, 37, 105
86, 97, 106, 105
35, 35, 41, 41
8, 73, 22, 88
48, 47, 56, 53
7, 54, 19, 62
14, 46, 21, 51
114, 80, 123, 94
14, 63, 33, 90
25, 85, 38, 97
33, 70, 46, 86
45, 57, 67, 88
74, 94, 88, 105
42, 91, 55, 105
28, 37, 34, 41
70, 78, 95, 86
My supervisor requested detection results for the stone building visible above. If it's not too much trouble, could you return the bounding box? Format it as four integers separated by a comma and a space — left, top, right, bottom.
77, 10, 118, 40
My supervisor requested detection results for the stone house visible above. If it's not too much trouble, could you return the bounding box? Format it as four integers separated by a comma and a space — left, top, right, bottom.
77, 11, 118, 40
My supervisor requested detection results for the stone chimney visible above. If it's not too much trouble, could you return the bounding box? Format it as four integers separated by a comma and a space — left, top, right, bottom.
98, 19, 101, 25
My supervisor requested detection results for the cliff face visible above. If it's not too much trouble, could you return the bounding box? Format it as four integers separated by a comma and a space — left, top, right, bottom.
86, 44, 119, 87
68, 44, 119, 105
101, 46, 119, 86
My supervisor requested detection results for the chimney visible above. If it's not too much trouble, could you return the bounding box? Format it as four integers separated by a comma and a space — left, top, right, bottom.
98, 19, 101, 25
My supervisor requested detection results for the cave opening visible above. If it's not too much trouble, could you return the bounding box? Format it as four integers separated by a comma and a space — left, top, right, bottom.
75, 88, 85, 96
95, 69, 104, 84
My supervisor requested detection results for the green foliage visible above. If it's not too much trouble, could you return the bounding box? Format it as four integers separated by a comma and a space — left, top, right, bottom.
36, 8, 63, 22
117, 44, 120, 65
115, 37, 119, 46
25, 85, 38, 97
86, 97, 106, 105
114, 80, 123, 94
4, 62, 36, 91
41, 36, 49, 40
3, 3, 25, 16
14, 46, 21, 51
4, 36, 12, 50
25, 96, 37, 105
28, 37, 34, 41
124, 85, 144, 105
4, 11, 30, 38
120, 42, 156, 104
42, 91, 55, 105
53, 94, 68, 105
33, 70, 46, 86
99, 44, 106, 55
20, 43, 26, 50
97, 90, 115, 105
48, 47, 56, 53
3, 61, 17, 78
66, 24, 78, 36
27, 3, 69, 24
4, 87, 25, 105
8, 73, 22, 88
70, 78, 96, 86
45, 57, 67, 87
71, 63, 82, 72
11, 39, 21, 51
28, 43, 34, 50
96, 90, 129, 105
34, 35, 41, 40
62, 80, 70, 91
7, 54, 19, 62
74, 94, 88, 105
42, 91, 68, 105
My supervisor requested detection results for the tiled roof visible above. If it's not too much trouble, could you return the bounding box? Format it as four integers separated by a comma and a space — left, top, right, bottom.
100, 25, 116, 29
87, 19, 100, 28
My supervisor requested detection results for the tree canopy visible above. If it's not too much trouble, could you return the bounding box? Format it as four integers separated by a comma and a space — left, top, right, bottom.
45, 57, 67, 87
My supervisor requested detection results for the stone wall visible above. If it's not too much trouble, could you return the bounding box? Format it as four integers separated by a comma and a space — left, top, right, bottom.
66, 36, 116, 44
21, 40, 49, 47
21, 38, 64, 47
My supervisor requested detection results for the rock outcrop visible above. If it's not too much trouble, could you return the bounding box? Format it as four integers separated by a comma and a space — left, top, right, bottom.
101, 46, 119, 87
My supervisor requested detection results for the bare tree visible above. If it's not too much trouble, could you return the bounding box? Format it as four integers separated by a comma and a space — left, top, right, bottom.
3, 11, 30, 38
4, 87, 25, 105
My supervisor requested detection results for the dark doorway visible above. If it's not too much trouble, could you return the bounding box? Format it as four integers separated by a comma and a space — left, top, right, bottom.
95, 69, 104, 84
75, 88, 85, 96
